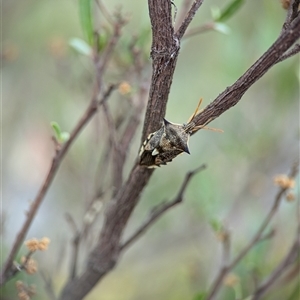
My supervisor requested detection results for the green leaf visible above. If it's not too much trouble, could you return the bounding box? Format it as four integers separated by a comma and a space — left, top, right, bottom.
233, 281, 243, 300
287, 284, 300, 300
97, 31, 109, 52
192, 292, 207, 300
51, 122, 62, 140
209, 218, 222, 233
79, 0, 94, 45
69, 37, 92, 56
51, 122, 70, 143
211, 6, 221, 20
214, 0, 245, 22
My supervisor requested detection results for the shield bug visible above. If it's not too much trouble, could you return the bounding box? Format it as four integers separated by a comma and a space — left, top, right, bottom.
139, 98, 220, 168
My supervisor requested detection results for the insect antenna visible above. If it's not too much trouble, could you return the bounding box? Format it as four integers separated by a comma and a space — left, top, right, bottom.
184, 98, 224, 134
186, 98, 203, 124
191, 117, 224, 134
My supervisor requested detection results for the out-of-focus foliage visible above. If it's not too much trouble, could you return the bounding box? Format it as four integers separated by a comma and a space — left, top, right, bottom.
79, 0, 95, 45
2, 0, 299, 299
69, 37, 93, 56
212, 0, 245, 22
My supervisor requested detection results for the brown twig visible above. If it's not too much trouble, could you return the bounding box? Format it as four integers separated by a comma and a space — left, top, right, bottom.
175, 0, 205, 40
95, 0, 115, 25
65, 213, 81, 280
94, 11, 127, 82
276, 43, 300, 63
4, 248, 41, 282
257, 228, 276, 243
120, 164, 207, 251
221, 228, 231, 269
206, 161, 299, 300
40, 271, 57, 300
283, 0, 300, 30
174, 0, 194, 32
93, 143, 113, 194
183, 22, 216, 39
120, 80, 149, 152
0, 84, 116, 285
192, 14, 300, 131
252, 225, 300, 300
102, 101, 123, 191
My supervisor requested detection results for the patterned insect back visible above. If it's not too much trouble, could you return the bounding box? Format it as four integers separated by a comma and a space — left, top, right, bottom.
139, 98, 218, 168
139, 119, 191, 168
139, 99, 202, 168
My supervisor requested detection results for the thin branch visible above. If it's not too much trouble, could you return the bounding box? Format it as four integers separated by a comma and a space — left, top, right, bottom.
102, 101, 123, 191
69, 235, 81, 280
17, 251, 35, 272
257, 228, 276, 243
231, 161, 297, 269
95, 12, 127, 81
283, 0, 300, 30
252, 171, 300, 300
0, 85, 116, 285
40, 271, 57, 300
93, 142, 113, 193
192, 15, 300, 131
95, 0, 115, 25
175, 0, 205, 40
221, 228, 231, 269
120, 164, 207, 251
4, 247, 43, 282
170, 1, 178, 26
206, 161, 299, 300
174, 0, 194, 32
65, 213, 81, 280
252, 225, 300, 300
276, 43, 300, 63
279, 263, 300, 286
119, 80, 149, 151
65, 213, 79, 235
183, 22, 215, 39
229, 193, 283, 269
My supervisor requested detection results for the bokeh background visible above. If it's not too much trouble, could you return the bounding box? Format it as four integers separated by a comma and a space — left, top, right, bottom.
2, 0, 299, 299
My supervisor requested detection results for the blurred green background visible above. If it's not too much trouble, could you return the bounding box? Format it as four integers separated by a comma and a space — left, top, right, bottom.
2, 0, 299, 299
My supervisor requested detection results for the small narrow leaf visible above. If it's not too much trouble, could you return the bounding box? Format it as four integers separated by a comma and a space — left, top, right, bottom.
69, 37, 92, 56
51, 122, 62, 140
214, 0, 245, 22
51, 122, 70, 143
79, 0, 94, 45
